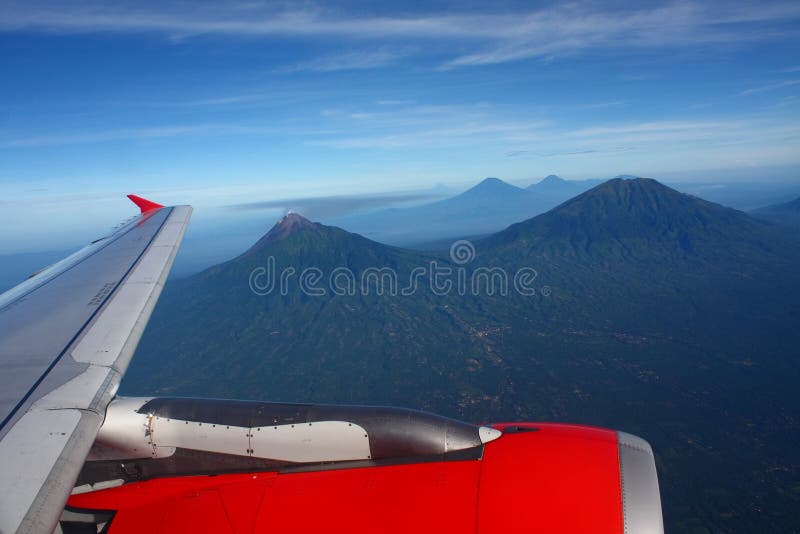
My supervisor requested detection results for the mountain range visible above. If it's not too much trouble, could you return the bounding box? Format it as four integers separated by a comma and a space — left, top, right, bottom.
327, 175, 600, 246
150, 174, 799, 278
326, 173, 799, 248
122, 178, 800, 533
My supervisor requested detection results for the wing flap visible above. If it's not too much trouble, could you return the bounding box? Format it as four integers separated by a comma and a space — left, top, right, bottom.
30, 365, 116, 411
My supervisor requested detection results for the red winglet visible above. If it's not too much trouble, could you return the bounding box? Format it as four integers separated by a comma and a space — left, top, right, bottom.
127, 194, 164, 214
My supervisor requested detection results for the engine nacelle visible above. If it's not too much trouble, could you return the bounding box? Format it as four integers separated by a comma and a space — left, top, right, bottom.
70, 398, 663, 533
79, 396, 501, 486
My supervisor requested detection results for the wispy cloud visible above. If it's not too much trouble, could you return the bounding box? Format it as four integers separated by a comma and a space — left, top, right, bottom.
507, 149, 598, 158
557, 119, 800, 148
0, 2, 495, 39
376, 100, 415, 107
739, 79, 800, 95
3, 1, 799, 68
506, 148, 637, 158
311, 120, 548, 149
441, 2, 800, 67
622, 73, 659, 81
305, 105, 797, 153
498, 119, 800, 163
6, 106, 795, 161
773, 95, 798, 108
0, 123, 276, 148
313, 102, 506, 133
279, 48, 411, 73
227, 193, 436, 219
0, 100, 535, 150
570, 101, 627, 110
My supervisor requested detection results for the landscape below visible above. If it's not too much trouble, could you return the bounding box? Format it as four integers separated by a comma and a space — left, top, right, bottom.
122, 178, 800, 533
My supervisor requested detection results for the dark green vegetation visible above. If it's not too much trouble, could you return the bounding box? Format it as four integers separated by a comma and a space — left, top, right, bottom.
124, 178, 800, 533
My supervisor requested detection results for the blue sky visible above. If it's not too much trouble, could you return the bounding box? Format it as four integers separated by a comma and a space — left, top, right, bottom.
1, 0, 800, 252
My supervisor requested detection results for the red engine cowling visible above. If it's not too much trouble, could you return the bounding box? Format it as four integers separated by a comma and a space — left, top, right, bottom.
66, 414, 662, 533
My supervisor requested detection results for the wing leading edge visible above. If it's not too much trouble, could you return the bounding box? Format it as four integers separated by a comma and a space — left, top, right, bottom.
0, 197, 191, 534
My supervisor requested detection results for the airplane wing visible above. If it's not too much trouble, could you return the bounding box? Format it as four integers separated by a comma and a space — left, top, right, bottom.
0, 196, 191, 534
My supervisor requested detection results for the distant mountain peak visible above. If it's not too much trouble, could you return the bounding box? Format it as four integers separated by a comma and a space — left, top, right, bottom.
241, 212, 318, 256
602, 176, 650, 185
528, 174, 582, 192
592, 176, 665, 193
564, 177, 688, 209
540, 174, 564, 184
488, 177, 766, 258
461, 177, 524, 196
476, 177, 510, 188
273, 212, 315, 234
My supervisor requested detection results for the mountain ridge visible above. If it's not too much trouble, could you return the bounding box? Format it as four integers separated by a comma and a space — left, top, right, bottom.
751, 195, 800, 225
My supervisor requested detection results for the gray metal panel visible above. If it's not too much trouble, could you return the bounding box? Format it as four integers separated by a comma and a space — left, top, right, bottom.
136, 397, 488, 458
0, 208, 170, 436
618, 431, 664, 534
0, 204, 191, 534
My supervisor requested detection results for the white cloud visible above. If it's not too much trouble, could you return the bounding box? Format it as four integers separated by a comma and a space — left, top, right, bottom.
0, 123, 278, 148
439, 2, 800, 67
739, 79, 800, 96
2, 1, 799, 69
565, 120, 744, 138
279, 48, 410, 73
310, 119, 548, 149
